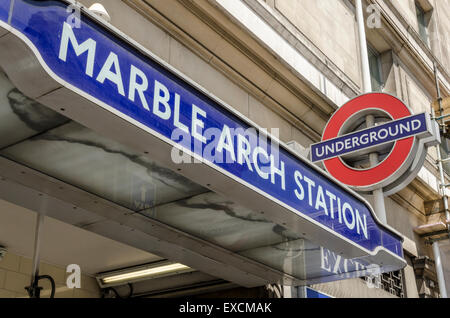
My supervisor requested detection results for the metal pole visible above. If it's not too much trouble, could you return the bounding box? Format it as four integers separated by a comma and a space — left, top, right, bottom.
366, 115, 387, 224
434, 113, 450, 121
355, 0, 371, 93
356, 0, 387, 223
297, 286, 307, 298
436, 134, 450, 228
433, 62, 450, 228
27, 195, 48, 298
432, 61, 449, 299
432, 241, 448, 298
30, 211, 45, 287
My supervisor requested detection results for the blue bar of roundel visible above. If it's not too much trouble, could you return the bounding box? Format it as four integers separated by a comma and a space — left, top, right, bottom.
7, 0, 403, 258
311, 113, 427, 162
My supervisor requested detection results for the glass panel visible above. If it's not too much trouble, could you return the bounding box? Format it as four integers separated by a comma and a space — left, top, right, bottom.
239, 238, 309, 279
0, 72, 69, 149
0, 121, 207, 210
142, 191, 304, 252
142, 191, 313, 279
141, 192, 378, 281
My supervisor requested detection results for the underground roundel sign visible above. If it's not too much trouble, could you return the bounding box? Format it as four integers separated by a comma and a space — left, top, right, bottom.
311, 93, 440, 195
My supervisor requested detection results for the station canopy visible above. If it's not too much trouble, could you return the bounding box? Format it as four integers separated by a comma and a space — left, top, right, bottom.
0, 0, 406, 287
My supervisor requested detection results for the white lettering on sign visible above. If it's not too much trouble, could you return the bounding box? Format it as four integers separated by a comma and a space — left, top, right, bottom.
294, 171, 368, 238
59, 22, 96, 77
57, 22, 375, 240
128, 65, 150, 111
313, 117, 425, 161
58, 23, 288, 192
320, 247, 371, 278
96, 52, 125, 96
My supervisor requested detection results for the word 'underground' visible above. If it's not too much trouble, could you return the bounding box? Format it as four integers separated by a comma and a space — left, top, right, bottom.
311, 113, 428, 162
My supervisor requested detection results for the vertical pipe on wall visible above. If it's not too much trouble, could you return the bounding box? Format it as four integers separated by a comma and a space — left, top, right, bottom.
355, 0, 372, 94
356, 0, 387, 224
31, 212, 45, 285
433, 62, 450, 228
432, 241, 448, 298
30, 212, 45, 287
432, 62, 449, 298
28, 195, 48, 297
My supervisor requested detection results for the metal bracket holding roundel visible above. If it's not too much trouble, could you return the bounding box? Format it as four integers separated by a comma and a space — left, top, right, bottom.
311, 93, 440, 195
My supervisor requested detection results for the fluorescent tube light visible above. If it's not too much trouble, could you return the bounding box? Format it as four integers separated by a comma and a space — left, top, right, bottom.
97, 261, 194, 287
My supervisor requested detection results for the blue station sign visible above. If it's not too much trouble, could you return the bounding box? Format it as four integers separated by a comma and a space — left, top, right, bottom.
0, 0, 405, 263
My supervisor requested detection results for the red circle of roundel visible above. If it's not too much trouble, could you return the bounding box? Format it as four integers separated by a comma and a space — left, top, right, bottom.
322, 93, 414, 188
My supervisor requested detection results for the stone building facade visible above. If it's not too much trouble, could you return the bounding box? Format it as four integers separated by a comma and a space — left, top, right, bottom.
0, 0, 448, 298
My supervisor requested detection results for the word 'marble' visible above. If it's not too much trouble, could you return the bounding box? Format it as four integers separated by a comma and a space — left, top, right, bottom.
57, 22, 369, 240
58, 22, 207, 144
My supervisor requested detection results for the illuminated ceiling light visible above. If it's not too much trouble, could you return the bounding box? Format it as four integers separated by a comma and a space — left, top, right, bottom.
97, 261, 194, 287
